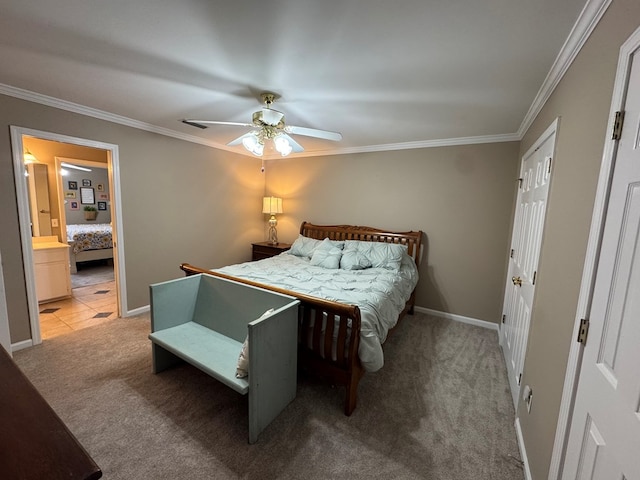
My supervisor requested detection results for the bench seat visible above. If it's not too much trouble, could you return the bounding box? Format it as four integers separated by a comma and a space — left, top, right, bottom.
149, 273, 300, 443
149, 322, 249, 394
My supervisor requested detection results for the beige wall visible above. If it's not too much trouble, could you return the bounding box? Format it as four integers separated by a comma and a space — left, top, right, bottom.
0, 94, 265, 344
516, 1, 640, 478
265, 143, 520, 323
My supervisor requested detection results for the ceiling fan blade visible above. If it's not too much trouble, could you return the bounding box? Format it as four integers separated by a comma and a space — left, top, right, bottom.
227, 132, 254, 146
285, 125, 342, 142
183, 119, 253, 127
281, 133, 304, 153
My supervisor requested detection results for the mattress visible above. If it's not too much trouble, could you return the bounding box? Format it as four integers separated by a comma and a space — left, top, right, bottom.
216, 251, 419, 372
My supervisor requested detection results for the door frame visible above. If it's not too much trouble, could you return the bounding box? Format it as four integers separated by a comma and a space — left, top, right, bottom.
0, 250, 11, 354
548, 25, 640, 480
9, 126, 127, 347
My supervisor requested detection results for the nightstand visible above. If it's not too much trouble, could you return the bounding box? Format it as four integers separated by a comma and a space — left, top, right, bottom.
252, 242, 291, 261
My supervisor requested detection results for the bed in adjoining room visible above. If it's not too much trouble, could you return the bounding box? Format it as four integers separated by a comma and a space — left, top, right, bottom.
66, 223, 113, 274
181, 221, 424, 415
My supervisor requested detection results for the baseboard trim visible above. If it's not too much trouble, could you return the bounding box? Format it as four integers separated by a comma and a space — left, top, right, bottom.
125, 305, 150, 317
11, 339, 33, 352
515, 417, 533, 480
414, 306, 499, 331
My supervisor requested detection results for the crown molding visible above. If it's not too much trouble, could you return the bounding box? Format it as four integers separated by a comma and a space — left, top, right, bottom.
285, 133, 522, 159
0, 80, 521, 157
517, 0, 612, 138
0, 83, 239, 153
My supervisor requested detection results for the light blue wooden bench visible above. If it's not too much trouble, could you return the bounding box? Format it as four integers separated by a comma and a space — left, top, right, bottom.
148, 274, 300, 443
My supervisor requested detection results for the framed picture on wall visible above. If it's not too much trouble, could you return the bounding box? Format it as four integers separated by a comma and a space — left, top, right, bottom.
82, 179, 92, 187
70, 201, 79, 210
64, 191, 76, 199
68, 181, 78, 190
80, 187, 95, 204
97, 183, 104, 191
97, 202, 107, 211
98, 192, 109, 200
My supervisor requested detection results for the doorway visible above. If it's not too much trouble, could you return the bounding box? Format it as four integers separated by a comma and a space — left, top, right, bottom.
9, 126, 125, 346
500, 119, 557, 408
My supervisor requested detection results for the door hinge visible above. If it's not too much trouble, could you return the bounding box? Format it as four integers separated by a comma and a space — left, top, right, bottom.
532, 271, 537, 285
547, 157, 552, 174
577, 318, 590, 345
518, 178, 523, 188
510, 249, 515, 258
502, 314, 506, 324
612, 111, 625, 140
517, 373, 522, 386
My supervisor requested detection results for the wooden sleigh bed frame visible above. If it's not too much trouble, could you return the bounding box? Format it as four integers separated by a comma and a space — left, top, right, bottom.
180, 221, 423, 415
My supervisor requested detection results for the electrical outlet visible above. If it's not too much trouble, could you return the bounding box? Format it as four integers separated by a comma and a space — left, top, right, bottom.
51, 219, 59, 228
523, 385, 533, 413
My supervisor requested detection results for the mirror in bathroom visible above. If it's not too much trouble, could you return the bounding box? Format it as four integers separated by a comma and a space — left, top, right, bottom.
26, 162, 52, 237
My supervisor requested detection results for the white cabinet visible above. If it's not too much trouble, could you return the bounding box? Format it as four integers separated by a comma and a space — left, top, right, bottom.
32, 237, 71, 303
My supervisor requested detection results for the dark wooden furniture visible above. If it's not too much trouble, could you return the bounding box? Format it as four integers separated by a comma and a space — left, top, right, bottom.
251, 241, 291, 261
181, 222, 423, 416
0, 347, 102, 479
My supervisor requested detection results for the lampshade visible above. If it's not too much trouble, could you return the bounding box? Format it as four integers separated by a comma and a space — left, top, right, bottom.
262, 197, 283, 215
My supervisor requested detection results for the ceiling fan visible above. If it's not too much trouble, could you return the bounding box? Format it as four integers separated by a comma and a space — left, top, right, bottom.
182, 92, 342, 157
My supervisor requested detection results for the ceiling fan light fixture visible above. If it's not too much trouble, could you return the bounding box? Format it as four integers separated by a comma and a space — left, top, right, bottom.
191, 91, 342, 158
242, 133, 264, 156
274, 135, 292, 157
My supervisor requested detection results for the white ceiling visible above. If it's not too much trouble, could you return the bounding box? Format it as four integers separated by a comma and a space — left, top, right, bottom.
0, 0, 590, 158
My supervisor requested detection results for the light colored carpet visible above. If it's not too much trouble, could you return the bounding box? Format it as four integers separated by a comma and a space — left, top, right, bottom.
14, 312, 524, 480
71, 263, 115, 289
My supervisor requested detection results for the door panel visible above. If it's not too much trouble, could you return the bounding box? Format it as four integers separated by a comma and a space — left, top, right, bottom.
501, 127, 555, 407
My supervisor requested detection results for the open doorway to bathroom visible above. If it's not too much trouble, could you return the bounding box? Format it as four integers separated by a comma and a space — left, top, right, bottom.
11, 126, 125, 346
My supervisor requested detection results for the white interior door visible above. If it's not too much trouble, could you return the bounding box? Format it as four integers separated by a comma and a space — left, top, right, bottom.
501, 121, 556, 408
561, 46, 640, 480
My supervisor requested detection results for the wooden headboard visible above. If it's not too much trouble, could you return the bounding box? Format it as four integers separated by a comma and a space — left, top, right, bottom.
299, 221, 424, 268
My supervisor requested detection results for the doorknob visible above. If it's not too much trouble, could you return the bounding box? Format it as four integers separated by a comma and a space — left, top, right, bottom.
39, 209, 50, 214
512, 276, 523, 287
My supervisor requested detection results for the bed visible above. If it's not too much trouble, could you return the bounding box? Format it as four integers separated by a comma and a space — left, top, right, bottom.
180, 222, 423, 415
66, 223, 114, 274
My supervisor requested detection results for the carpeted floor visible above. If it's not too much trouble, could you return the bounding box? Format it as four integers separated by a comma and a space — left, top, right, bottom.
13, 312, 524, 480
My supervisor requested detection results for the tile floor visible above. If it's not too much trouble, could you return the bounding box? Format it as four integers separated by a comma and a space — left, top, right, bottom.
38, 280, 118, 340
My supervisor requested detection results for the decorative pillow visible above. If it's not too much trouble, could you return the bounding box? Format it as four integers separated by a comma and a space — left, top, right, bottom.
340, 243, 372, 270
289, 235, 344, 259
236, 308, 275, 378
309, 238, 343, 269
340, 240, 407, 271
289, 235, 324, 258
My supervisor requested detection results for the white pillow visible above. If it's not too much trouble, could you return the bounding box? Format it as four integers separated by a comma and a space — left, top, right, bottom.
310, 238, 343, 269
289, 235, 323, 258
340, 244, 372, 270
340, 240, 407, 271
289, 235, 344, 259
236, 308, 275, 378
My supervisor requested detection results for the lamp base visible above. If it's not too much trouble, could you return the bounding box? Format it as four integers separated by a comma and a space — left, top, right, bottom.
268, 215, 278, 245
